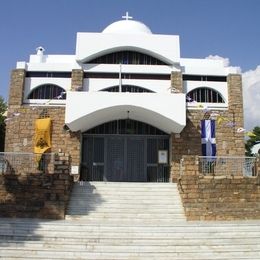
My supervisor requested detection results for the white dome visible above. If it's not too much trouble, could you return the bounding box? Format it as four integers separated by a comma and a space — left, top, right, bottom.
102, 20, 152, 35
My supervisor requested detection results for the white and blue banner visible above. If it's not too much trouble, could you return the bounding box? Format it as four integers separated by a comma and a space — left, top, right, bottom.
201, 119, 216, 157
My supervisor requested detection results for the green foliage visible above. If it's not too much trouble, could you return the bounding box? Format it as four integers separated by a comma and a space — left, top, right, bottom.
245, 126, 260, 156
0, 96, 7, 152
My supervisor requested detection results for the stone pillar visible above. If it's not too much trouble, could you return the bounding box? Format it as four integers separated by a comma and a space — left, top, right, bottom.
170, 71, 184, 181
227, 74, 244, 156
8, 69, 26, 107
5, 69, 26, 152
170, 71, 183, 93
71, 69, 84, 91
228, 74, 244, 125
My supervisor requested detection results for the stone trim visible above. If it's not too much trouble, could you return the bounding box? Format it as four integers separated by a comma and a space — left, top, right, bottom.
170, 71, 183, 93
8, 69, 26, 106
71, 69, 84, 91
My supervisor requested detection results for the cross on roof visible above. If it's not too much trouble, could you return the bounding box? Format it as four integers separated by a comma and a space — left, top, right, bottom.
122, 11, 133, 20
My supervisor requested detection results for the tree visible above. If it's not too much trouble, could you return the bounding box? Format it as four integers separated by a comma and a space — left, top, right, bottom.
245, 126, 260, 156
0, 96, 7, 152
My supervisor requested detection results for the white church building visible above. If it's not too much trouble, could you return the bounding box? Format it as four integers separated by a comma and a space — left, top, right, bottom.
5, 13, 244, 182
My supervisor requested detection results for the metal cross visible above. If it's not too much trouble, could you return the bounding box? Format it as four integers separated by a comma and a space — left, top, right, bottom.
122, 11, 133, 20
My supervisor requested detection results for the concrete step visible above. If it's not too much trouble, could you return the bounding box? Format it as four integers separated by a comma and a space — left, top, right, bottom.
66, 208, 184, 214
69, 194, 181, 200
2, 242, 260, 253
72, 182, 180, 191
1, 248, 260, 259
82, 181, 177, 186
2, 237, 260, 246
72, 185, 180, 190
1, 220, 260, 232
66, 207, 184, 214
67, 203, 183, 209
64, 216, 186, 222
67, 198, 182, 204
1, 228, 260, 240
66, 209, 184, 215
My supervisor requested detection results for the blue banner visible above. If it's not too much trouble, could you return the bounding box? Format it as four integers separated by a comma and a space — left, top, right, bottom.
201, 119, 216, 156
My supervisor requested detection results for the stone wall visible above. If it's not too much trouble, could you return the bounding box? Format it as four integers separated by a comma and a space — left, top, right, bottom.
0, 153, 73, 219
178, 156, 260, 220
5, 106, 81, 166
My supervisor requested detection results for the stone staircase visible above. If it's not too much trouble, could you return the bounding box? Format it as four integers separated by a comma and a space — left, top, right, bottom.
66, 181, 186, 223
0, 181, 260, 259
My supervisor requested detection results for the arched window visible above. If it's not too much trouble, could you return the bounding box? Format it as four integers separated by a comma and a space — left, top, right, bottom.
186, 87, 224, 103
84, 119, 168, 135
28, 84, 66, 99
86, 51, 167, 65
100, 85, 154, 93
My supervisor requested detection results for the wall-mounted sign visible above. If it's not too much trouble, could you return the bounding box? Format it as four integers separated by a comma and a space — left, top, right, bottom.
158, 150, 168, 164
71, 165, 79, 175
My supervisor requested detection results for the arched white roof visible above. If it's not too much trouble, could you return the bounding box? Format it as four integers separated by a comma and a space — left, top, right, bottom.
102, 19, 152, 35
65, 92, 186, 133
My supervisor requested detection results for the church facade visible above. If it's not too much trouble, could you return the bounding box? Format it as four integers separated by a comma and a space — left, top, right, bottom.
5, 15, 245, 182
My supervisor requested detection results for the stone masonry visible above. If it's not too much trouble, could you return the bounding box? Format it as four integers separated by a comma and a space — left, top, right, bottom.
5, 106, 81, 165
170, 71, 183, 93
8, 69, 26, 107
170, 73, 245, 181
0, 153, 73, 219
71, 69, 84, 91
178, 156, 260, 221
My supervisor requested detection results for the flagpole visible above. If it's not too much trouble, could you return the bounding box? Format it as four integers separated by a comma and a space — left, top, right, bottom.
119, 63, 122, 92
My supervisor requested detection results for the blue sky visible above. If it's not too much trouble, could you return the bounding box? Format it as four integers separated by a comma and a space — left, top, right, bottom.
0, 0, 260, 128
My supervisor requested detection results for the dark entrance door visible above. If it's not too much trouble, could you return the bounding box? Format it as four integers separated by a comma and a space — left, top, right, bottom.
81, 120, 169, 182
106, 136, 125, 181
106, 136, 145, 182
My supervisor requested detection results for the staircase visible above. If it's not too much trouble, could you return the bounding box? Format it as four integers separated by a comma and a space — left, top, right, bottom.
66, 181, 186, 223
0, 181, 260, 259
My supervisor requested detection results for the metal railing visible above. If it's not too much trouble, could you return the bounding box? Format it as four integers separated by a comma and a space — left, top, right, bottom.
198, 156, 258, 177
0, 152, 56, 175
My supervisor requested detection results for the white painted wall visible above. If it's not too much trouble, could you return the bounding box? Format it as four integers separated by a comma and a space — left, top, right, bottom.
29, 55, 76, 64
181, 58, 239, 75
